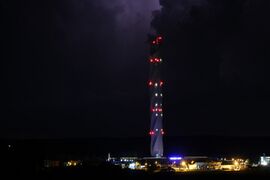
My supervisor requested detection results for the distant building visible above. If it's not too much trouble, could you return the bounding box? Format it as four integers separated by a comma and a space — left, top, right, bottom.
43, 159, 82, 168
260, 155, 270, 166
220, 160, 240, 171
180, 156, 211, 171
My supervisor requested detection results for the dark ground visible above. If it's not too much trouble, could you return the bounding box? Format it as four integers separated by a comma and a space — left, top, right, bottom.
1, 136, 270, 179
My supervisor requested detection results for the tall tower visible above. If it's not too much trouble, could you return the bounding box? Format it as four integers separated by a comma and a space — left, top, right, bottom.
149, 35, 164, 157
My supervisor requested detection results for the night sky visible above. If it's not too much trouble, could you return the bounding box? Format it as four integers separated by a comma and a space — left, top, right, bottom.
2, 0, 270, 138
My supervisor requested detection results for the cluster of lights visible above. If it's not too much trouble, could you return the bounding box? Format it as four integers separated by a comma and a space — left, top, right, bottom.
149, 58, 162, 63
154, 93, 163, 97
148, 81, 164, 87
65, 160, 80, 167
161, 129, 165, 135
149, 129, 165, 136
152, 36, 163, 45
152, 108, 163, 112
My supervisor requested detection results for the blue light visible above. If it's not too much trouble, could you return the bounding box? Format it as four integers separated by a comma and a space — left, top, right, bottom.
169, 157, 182, 161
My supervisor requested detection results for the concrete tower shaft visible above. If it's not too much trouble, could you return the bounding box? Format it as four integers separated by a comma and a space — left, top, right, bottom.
149, 36, 164, 157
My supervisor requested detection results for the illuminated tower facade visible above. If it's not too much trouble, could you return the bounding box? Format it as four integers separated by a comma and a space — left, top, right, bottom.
149, 35, 164, 157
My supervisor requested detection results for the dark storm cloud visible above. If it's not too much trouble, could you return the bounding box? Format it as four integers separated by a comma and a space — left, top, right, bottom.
153, 0, 270, 90
1, 0, 160, 138
152, 0, 270, 136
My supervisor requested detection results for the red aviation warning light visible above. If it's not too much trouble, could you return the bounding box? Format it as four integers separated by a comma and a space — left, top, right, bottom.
156, 36, 163, 45
149, 81, 164, 87
149, 58, 162, 64
152, 108, 161, 112
151, 36, 163, 45
149, 131, 155, 135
